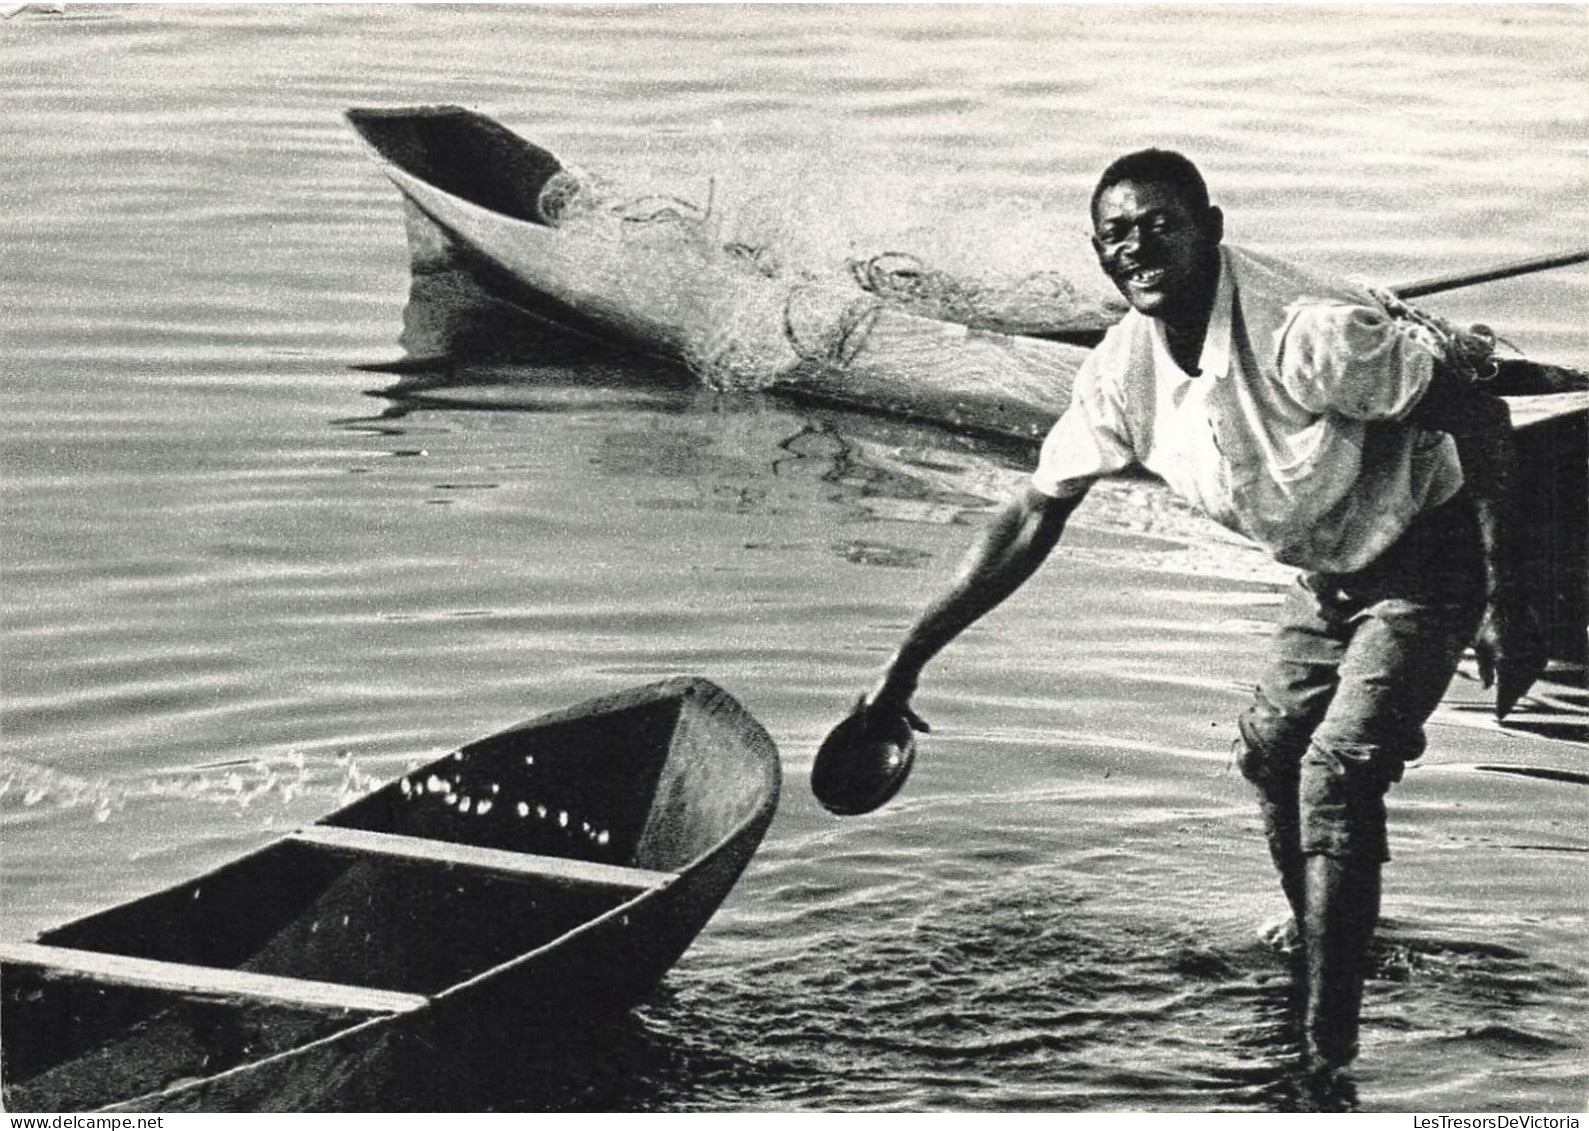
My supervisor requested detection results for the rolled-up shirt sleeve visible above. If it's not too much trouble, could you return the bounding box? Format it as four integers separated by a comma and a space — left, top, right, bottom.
1277, 302, 1439, 421
1031, 356, 1137, 498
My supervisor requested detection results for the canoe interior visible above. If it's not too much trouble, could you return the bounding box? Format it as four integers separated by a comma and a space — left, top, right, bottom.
2, 968, 388, 1113
326, 677, 776, 873
6, 833, 643, 1112
347, 105, 563, 227
3, 678, 781, 1112
35, 840, 645, 995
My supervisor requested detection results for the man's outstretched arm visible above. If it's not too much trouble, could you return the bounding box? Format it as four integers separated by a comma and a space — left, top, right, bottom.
868, 482, 1087, 722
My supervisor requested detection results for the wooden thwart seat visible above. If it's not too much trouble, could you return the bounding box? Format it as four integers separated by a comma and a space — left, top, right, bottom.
0, 941, 427, 1016
291, 824, 678, 891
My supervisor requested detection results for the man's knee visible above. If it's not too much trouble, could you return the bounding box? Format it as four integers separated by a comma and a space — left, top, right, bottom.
1234, 691, 1313, 795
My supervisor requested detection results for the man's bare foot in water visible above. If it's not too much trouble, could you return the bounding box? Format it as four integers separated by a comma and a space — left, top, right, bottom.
1259, 914, 1300, 957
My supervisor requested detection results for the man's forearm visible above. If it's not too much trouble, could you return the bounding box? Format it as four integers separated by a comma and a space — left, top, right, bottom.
881, 485, 1082, 697
1411, 370, 1519, 593
1444, 397, 1517, 595
1416, 373, 1546, 715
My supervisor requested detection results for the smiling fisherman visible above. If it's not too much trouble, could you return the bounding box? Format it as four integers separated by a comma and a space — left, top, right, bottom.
847, 149, 1545, 1075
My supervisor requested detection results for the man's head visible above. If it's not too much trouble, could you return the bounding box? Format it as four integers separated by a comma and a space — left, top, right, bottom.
1089, 149, 1224, 328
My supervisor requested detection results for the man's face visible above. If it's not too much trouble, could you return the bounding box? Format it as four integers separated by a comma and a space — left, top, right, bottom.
1091, 179, 1221, 324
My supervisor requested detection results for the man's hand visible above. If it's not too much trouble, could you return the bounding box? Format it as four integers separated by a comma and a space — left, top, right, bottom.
863, 676, 931, 737
1474, 588, 1548, 720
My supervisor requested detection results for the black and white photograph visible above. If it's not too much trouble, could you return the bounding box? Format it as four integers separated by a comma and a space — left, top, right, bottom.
2, 1, 1585, 1115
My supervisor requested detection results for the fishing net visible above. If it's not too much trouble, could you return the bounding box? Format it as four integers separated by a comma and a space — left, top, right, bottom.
782, 286, 883, 367
849, 251, 1126, 336
537, 166, 718, 251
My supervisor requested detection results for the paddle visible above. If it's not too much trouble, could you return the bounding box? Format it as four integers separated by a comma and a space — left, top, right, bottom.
1391, 247, 1589, 300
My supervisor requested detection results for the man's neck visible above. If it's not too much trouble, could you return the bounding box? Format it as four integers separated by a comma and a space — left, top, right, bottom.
1161, 318, 1208, 375
1157, 256, 1221, 375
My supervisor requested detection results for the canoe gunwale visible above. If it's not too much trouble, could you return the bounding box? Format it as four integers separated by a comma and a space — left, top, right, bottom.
289, 825, 680, 891
0, 942, 429, 1017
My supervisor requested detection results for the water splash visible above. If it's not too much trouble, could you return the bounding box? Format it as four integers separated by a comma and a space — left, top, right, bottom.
0, 748, 377, 825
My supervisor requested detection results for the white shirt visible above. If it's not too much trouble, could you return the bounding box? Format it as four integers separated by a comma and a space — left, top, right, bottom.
1031, 245, 1463, 574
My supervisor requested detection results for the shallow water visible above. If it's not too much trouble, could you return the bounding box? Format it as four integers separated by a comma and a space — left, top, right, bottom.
2, 3, 1586, 1113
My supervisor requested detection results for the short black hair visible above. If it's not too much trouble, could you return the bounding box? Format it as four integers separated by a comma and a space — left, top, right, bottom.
1090, 149, 1211, 223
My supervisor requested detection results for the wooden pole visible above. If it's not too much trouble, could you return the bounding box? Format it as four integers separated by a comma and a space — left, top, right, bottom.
1392, 247, 1589, 299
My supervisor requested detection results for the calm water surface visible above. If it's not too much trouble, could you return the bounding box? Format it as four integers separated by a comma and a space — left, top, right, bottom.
3, 3, 1586, 1112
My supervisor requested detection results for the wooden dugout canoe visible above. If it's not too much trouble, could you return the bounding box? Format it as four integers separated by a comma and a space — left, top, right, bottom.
345, 104, 1108, 444
1, 677, 782, 1112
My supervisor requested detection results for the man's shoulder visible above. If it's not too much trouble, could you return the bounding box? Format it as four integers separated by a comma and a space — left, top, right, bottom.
1224, 244, 1383, 365
1225, 244, 1373, 309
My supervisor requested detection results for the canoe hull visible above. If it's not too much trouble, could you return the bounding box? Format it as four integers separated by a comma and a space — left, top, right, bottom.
109, 829, 775, 1112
